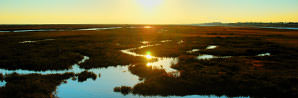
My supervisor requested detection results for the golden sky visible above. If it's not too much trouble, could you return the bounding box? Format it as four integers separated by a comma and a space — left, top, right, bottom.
0, 0, 297, 24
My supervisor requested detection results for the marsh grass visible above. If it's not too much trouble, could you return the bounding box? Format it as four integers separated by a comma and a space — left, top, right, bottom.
0, 25, 298, 97
0, 73, 74, 98
0, 71, 98, 98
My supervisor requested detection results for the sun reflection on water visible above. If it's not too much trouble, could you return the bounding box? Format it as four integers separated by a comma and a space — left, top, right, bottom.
144, 26, 152, 29
146, 54, 152, 59
146, 63, 152, 67
145, 51, 153, 59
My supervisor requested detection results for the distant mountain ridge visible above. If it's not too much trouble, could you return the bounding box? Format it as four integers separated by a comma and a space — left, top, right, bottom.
194, 22, 298, 28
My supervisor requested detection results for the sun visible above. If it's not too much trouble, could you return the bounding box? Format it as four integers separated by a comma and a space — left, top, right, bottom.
137, 0, 162, 9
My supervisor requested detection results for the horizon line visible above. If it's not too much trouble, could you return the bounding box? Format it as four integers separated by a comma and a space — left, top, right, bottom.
1, 22, 298, 25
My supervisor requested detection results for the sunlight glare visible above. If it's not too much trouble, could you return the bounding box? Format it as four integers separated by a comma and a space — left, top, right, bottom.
146, 63, 152, 67
145, 51, 153, 59
146, 54, 152, 59
144, 26, 152, 29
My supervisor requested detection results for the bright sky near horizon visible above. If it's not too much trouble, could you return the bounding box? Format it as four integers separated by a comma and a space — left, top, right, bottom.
0, 0, 297, 24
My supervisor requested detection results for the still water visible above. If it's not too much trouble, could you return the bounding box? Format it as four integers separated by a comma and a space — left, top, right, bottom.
261, 27, 298, 30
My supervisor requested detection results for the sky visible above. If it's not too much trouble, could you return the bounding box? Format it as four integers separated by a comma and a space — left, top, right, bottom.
0, 0, 297, 24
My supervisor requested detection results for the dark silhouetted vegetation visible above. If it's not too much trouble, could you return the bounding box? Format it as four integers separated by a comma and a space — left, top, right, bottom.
0, 73, 74, 98
0, 25, 298, 98
199, 22, 298, 28
0, 74, 3, 82
76, 71, 97, 82
0, 71, 99, 98
114, 86, 132, 95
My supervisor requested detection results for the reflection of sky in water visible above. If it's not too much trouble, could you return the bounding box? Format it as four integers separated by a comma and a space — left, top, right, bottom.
0, 29, 64, 32
0, 27, 123, 33
206, 45, 217, 49
197, 54, 232, 60
0, 81, 6, 87
261, 27, 298, 30
19, 39, 55, 44
58, 64, 231, 98
56, 65, 141, 98
19, 40, 37, 43
257, 53, 271, 56
141, 41, 150, 44
161, 40, 172, 43
187, 49, 200, 53
0, 56, 89, 75
191, 45, 271, 60
197, 54, 217, 60
13, 29, 57, 32
0, 64, 82, 75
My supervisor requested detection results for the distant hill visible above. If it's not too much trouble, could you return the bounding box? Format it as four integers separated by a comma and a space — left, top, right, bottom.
194, 22, 298, 28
